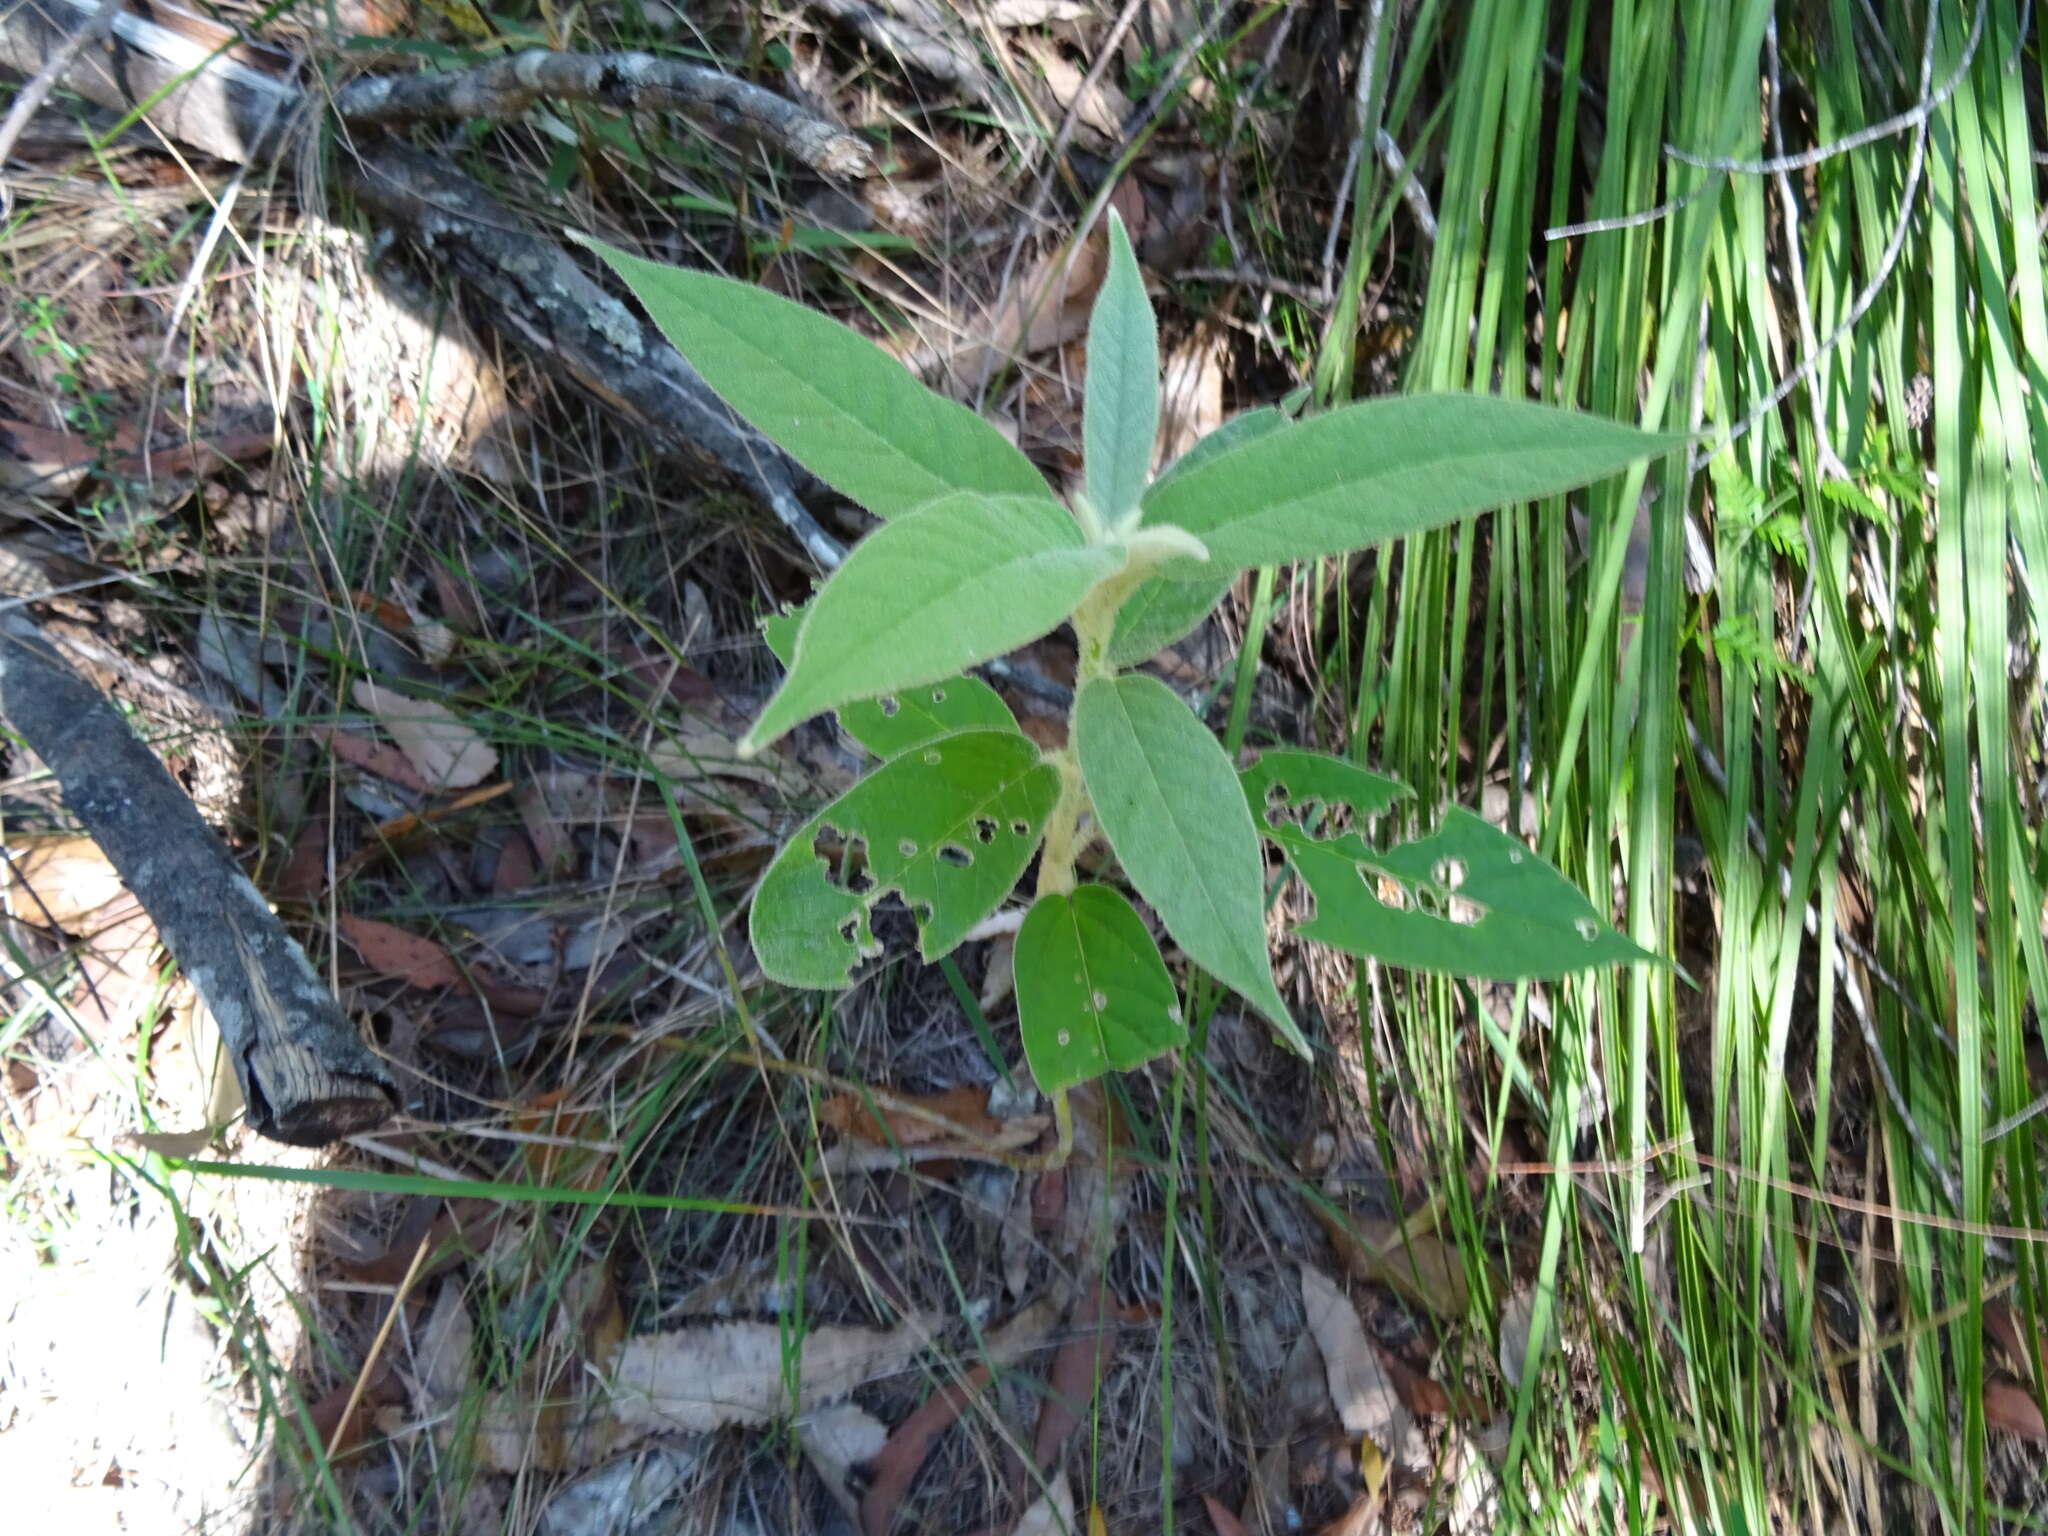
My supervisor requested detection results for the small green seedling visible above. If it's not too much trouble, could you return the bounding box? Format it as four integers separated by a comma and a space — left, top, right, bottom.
580, 216, 1672, 1156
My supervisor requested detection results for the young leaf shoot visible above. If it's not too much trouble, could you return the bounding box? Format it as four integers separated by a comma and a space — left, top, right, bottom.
588, 222, 1671, 1138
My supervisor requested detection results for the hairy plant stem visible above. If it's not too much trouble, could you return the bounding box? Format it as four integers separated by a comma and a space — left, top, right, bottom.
1020, 585, 1131, 1171
1034, 589, 1119, 900
1035, 751, 1089, 898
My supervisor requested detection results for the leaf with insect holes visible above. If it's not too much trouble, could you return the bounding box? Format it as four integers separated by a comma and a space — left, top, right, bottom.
1073, 674, 1305, 1057
1016, 884, 1186, 1092
743, 493, 1119, 754
840, 681, 1019, 759
1140, 394, 1681, 576
762, 603, 1018, 757
750, 730, 1059, 987
1083, 210, 1158, 523
1242, 749, 1653, 977
578, 236, 1049, 517
1240, 749, 1410, 826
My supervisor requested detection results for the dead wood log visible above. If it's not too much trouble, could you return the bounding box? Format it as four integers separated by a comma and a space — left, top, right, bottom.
0, 617, 398, 1144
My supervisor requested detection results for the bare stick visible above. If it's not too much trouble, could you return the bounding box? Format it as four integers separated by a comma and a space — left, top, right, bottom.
0, 617, 398, 1145
0, 0, 120, 210
334, 50, 871, 180
1664, 0, 1984, 176
1690, 0, 1945, 471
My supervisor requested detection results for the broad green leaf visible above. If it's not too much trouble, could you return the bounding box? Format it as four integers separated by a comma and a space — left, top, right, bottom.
1106, 566, 1234, 666
743, 493, 1119, 753
1083, 210, 1159, 522
762, 603, 1018, 756
1016, 884, 1186, 1092
1073, 673, 1305, 1057
1140, 394, 1681, 574
1150, 405, 1288, 491
751, 730, 1059, 987
1240, 749, 1410, 827
1241, 750, 1653, 977
761, 606, 804, 665
841, 680, 1018, 758
1105, 407, 1291, 663
579, 235, 1048, 516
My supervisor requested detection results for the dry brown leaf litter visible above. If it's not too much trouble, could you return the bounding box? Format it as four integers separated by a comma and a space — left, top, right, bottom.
351, 678, 499, 790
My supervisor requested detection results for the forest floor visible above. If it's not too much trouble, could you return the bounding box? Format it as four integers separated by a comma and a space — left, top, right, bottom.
3, 1, 2047, 1534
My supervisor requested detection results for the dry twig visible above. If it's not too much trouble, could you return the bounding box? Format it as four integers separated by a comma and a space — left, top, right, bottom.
334, 49, 871, 179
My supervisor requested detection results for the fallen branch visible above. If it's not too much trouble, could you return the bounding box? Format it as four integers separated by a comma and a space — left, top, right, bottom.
343, 140, 846, 570
334, 49, 871, 179
0, 0, 860, 564
0, 618, 399, 1144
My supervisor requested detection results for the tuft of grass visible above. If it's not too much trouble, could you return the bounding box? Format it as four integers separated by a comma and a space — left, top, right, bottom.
1256, 0, 2048, 1528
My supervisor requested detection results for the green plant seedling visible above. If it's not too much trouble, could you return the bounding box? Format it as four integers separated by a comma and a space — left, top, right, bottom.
581, 215, 1675, 1160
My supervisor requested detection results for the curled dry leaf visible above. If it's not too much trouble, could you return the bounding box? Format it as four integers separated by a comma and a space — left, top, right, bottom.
351, 679, 499, 790
609, 1313, 932, 1438
1311, 1204, 1471, 1318
1299, 1265, 1403, 1455
818, 1082, 1008, 1147
1986, 1378, 2048, 1442
2, 834, 127, 927
1011, 1471, 1076, 1536
338, 914, 465, 990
